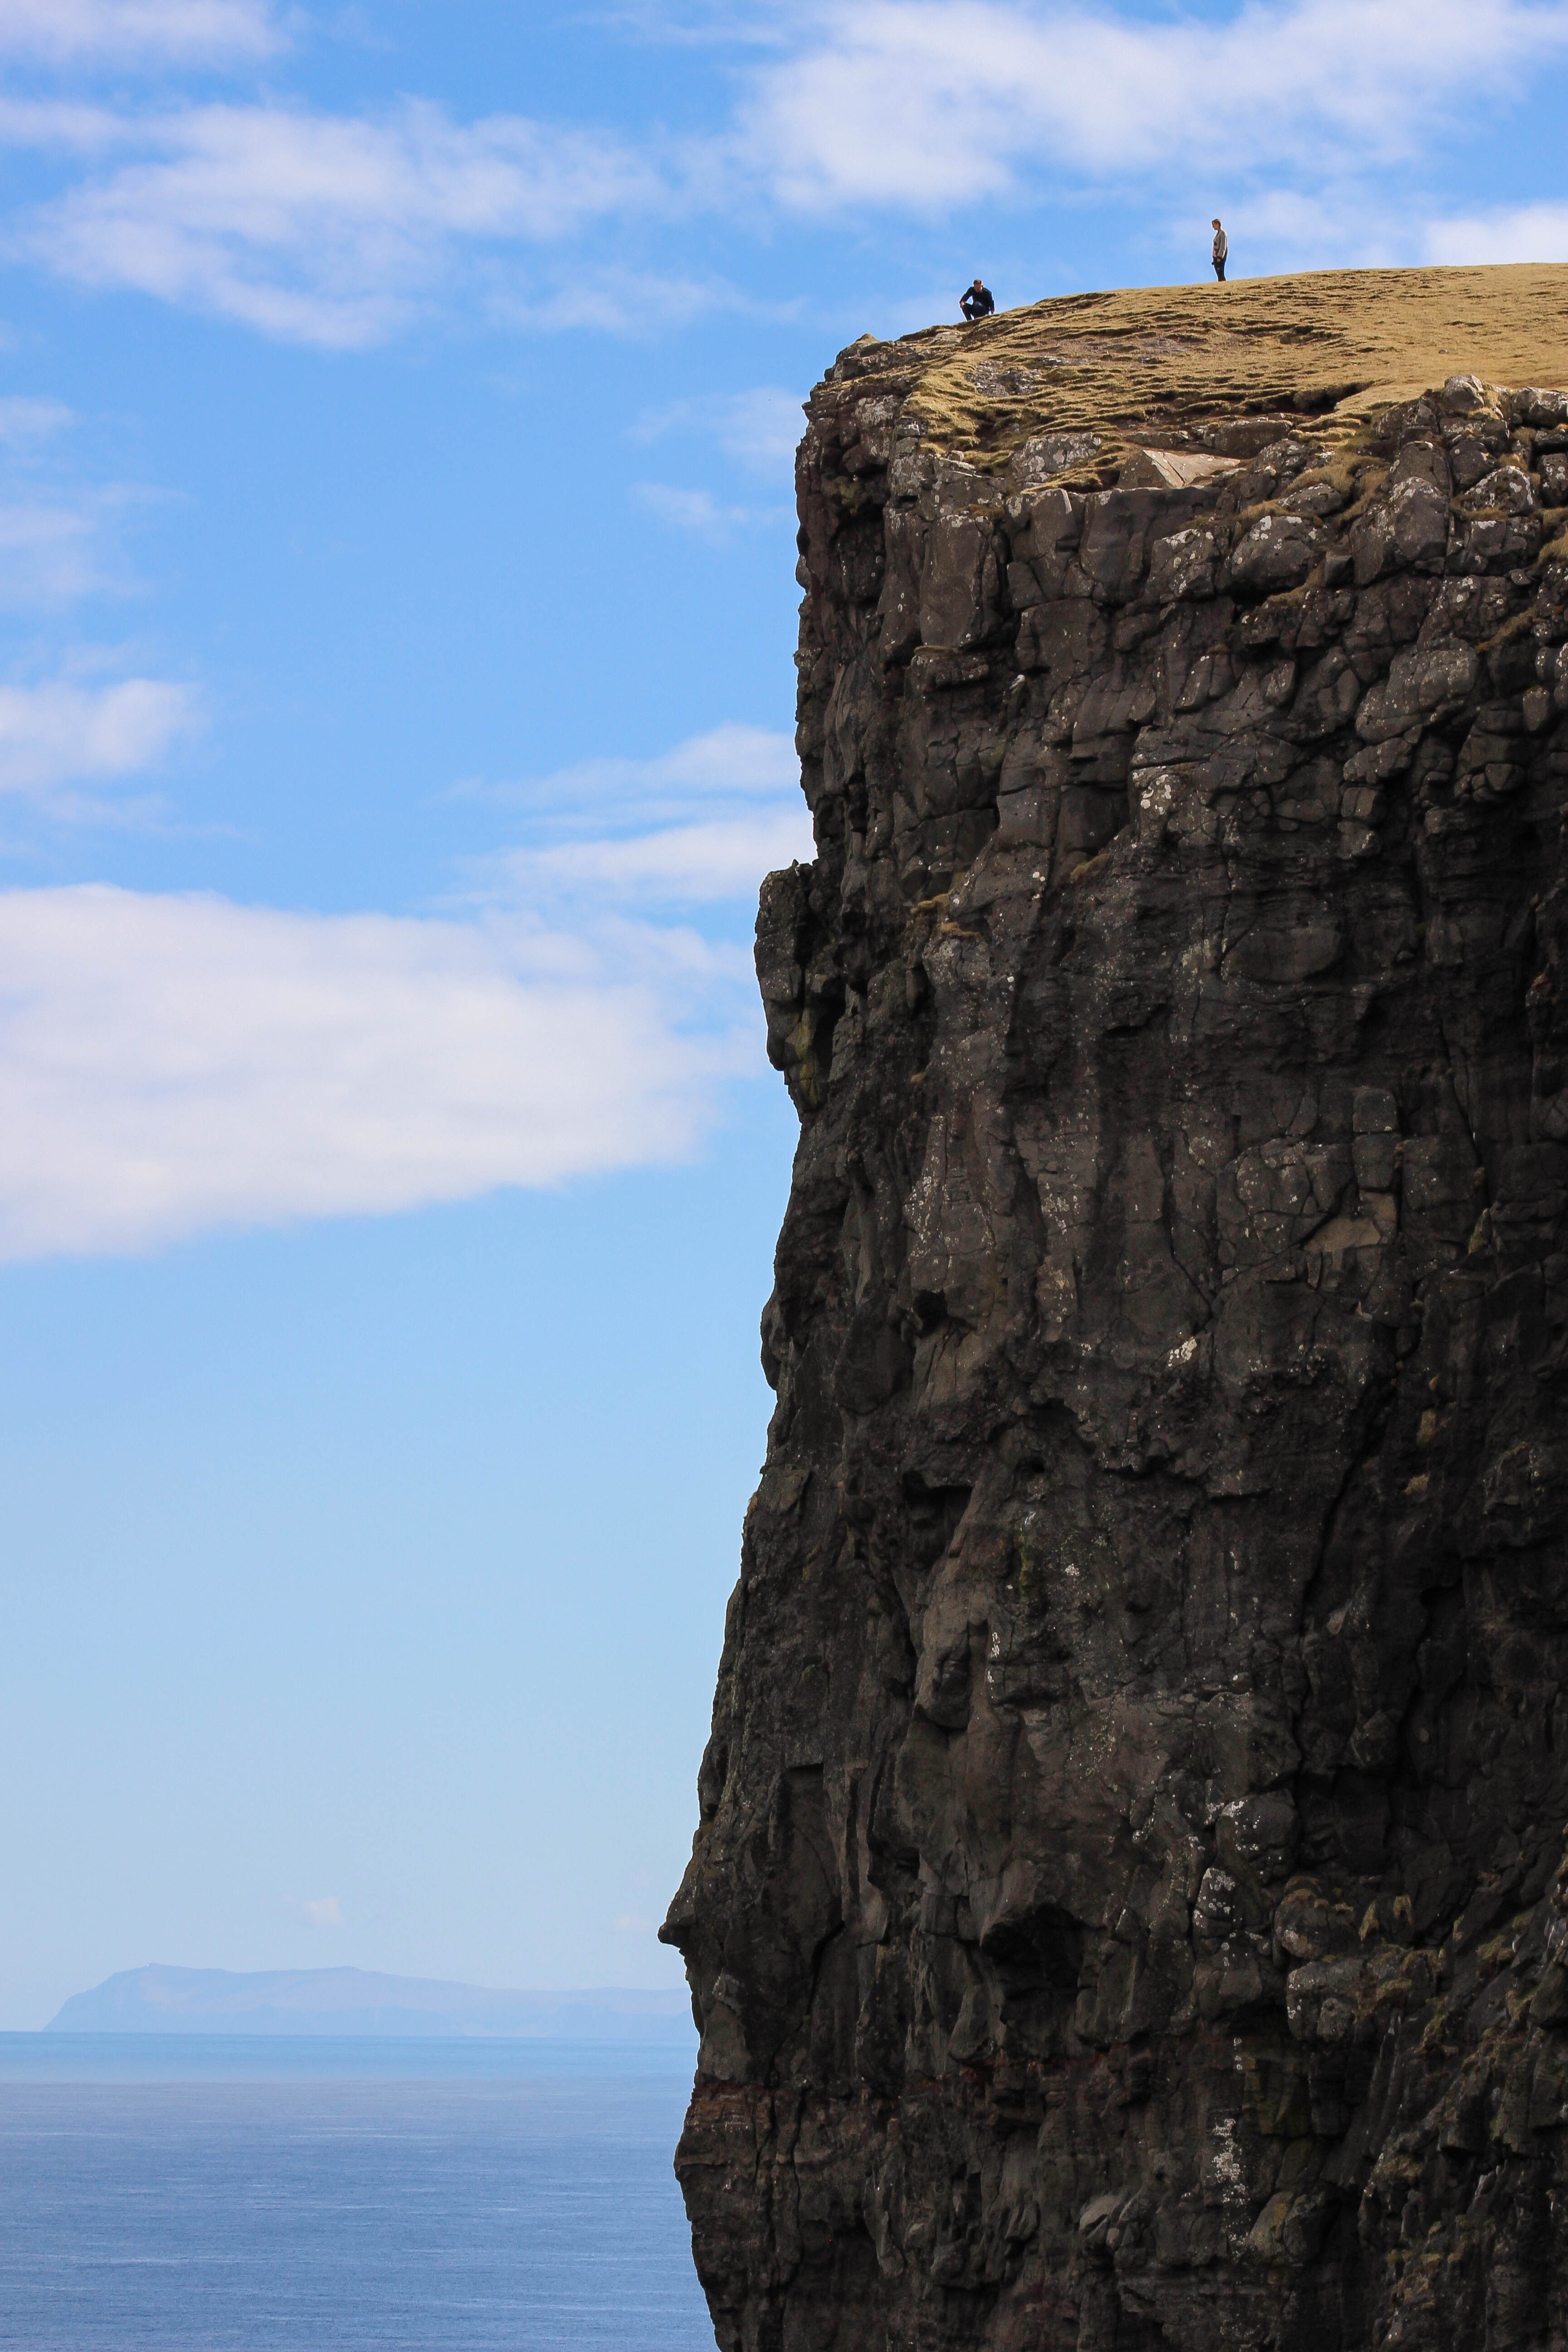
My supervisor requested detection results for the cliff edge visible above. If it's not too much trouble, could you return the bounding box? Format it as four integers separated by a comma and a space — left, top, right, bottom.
663, 265, 1568, 2352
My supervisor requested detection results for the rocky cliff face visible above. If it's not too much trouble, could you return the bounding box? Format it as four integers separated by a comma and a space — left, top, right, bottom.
662, 271, 1568, 2352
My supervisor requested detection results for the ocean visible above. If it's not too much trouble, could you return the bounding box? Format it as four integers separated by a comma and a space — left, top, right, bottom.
0, 2036, 711, 2350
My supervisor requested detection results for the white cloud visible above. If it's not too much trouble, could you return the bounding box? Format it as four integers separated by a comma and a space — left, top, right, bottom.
494, 811, 813, 903
1197, 185, 1401, 274
632, 481, 790, 539
302, 1896, 344, 1928
711, 385, 806, 474
736, 0, 1568, 208
0, 0, 282, 66
0, 500, 125, 607
1424, 203, 1568, 264
0, 884, 751, 1258
0, 397, 73, 446
1, 1, 1566, 347
460, 723, 810, 905
13, 101, 664, 348
0, 675, 198, 794
0, 97, 144, 153
473, 723, 799, 816
0, 399, 185, 813
523, 268, 737, 337
0, 695, 803, 1256
0, 405, 157, 611
632, 385, 804, 480
590, 0, 794, 40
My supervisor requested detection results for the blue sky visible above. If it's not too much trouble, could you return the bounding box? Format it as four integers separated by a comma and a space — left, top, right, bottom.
0, 0, 1564, 2027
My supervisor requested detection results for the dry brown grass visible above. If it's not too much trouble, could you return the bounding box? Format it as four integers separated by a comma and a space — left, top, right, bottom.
852, 265, 1568, 470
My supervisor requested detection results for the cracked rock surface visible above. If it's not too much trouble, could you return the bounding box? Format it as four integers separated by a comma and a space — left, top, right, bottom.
663, 278, 1568, 2352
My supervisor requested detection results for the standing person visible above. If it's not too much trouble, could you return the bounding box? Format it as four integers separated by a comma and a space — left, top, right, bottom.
960, 279, 995, 322
1211, 220, 1228, 282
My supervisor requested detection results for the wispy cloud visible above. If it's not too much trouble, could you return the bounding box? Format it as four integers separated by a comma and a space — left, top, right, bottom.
302, 1896, 344, 1928
631, 385, 804, 480
0, 395, 165, 612
632, 481, 790, 539
0, 499, 114, 608
0, 493, 154, 608
11, 101, 663, 348
0, 674, 199, 799
0, 0, 284, 67
492, 812, 811, 904
1424, 202, 1568, 264
0, 97, 147, 154
523, 268, 740, 337
5, 1, 1563, 347
586, 0, 801, 43
467, 723, 799, 816
0, 397, 74, 446
0, 883, 756, 1259
459, 722, 810, 906
0, 390, 192, 820
738, 0, 1568, 209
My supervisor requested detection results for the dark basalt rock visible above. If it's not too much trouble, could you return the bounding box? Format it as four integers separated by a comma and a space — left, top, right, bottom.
663, 319, 1568, 2352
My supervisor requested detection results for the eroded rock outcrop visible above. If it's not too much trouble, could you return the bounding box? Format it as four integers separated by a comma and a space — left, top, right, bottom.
664, 274, 1568, 2352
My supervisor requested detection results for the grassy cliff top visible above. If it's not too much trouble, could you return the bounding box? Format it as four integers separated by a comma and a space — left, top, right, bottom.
833, 265, 1568, 469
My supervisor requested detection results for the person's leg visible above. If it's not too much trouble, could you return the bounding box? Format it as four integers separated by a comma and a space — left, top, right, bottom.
1215, 259, 1225, 281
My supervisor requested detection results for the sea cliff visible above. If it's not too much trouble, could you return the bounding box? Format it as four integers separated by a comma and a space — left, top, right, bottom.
664, 266, 1568, 2352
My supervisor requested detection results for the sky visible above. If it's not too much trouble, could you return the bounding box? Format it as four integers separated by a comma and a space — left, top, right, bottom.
0, 0, 1565, 2029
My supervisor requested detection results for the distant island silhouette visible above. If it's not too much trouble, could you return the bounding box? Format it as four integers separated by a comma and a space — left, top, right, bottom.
50, 1965, 695, 2039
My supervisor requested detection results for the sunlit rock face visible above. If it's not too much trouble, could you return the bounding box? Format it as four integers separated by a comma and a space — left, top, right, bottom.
664, 278, 1568, 2352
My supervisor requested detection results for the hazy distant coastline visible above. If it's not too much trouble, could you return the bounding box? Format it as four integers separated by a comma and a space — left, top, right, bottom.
49, 1965, 696, 2041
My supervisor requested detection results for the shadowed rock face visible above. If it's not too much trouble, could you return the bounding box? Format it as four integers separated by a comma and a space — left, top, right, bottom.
662, 320, 1568, 2352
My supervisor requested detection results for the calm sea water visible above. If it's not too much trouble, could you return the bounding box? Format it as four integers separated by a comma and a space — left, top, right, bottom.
0, 2037, 711, 2351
